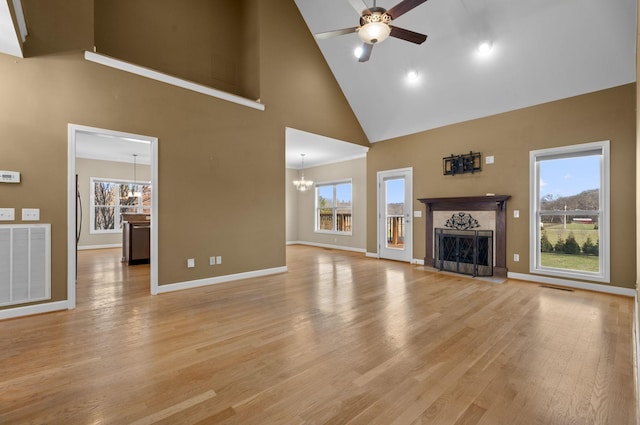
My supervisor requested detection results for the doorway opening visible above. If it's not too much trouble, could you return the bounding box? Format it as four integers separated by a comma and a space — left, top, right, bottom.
67, 124, 159, 309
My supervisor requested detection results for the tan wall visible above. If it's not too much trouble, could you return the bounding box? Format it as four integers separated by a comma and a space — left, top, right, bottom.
94, 0, 259, 99
0, 0, 367, 308
368, 84, 636, 288
289, 157, 367, 251
76, 158, 151, 248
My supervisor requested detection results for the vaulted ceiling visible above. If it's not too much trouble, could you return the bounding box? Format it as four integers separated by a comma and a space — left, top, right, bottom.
294, 0, 637, 143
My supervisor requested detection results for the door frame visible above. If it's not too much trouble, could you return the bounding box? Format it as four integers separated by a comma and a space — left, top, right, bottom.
67, 124, 159, 309
377, 167, 413, 262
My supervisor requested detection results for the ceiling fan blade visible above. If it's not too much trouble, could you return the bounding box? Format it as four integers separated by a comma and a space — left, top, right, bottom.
315, 27, 359, 40
348, 0, 371, 16
389, 26, 427, 44
358, 43, 373, 62
386, 0, 428, 20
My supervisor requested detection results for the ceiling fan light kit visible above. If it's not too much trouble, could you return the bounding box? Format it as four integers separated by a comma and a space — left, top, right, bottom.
315, 0, 429, 62
358, 11, 391, 44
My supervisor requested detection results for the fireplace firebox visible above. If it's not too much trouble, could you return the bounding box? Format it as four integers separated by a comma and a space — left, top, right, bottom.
435, 228, 493, 277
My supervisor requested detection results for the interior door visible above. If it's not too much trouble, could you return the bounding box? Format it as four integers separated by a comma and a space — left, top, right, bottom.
378, 168, 412, 262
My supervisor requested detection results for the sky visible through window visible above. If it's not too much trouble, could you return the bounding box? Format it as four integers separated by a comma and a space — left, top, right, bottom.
386, 178, 404, 204
540, 155, 600, 198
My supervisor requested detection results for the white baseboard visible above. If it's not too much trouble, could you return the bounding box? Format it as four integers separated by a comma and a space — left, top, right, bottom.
365, 252, 378, 259
157, 266, 288, 294
287, 241, 366, 253
77, 244, 122, 251
0, 300, 68, 321
508, 272, 635, 297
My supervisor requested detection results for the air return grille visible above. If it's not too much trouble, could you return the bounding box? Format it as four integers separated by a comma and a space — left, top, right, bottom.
0, 224, 51, 307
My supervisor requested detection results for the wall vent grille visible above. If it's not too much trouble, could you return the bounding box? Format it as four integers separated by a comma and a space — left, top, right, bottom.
0, 224, 51, 307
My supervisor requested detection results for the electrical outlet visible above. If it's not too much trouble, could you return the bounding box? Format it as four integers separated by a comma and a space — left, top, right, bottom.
209, 256, 216, 266
0, 208, 15, 221
513, 254, 520, 262
216, 256, 222, 265
22, 208, 40, 221
187, 258, 195, 268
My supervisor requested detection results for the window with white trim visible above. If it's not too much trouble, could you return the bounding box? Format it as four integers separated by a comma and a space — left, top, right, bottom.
315, 181, 352, 234
530, 141, 609, 282
90, 178, 151, 234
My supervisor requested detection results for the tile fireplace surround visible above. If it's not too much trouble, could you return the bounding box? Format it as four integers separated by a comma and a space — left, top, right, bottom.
418, 195, 511, 278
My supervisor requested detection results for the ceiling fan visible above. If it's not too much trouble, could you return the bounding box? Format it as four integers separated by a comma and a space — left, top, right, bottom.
315, 0, 429, 62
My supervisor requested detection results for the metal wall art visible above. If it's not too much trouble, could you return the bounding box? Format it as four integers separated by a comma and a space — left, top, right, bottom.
445, 212, 480, 230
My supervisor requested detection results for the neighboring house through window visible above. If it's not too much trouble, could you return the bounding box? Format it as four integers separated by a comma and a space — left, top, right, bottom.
529, 141, 609, 282
91, 178, 151, 233
316, 180, 352, 234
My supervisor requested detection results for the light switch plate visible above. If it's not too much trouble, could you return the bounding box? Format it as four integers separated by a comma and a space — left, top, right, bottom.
22, 208, 40, 221
413, 210, 422, 218
513, 210, 519, 218
187, 258, 195, 268
485, 156, 495, 164
0, 208, 15, 221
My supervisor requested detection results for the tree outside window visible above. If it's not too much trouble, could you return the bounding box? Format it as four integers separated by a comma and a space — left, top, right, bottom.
91, 178, 151, 233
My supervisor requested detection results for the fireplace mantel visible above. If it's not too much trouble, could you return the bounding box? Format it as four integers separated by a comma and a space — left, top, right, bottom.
418, 195, 511, 278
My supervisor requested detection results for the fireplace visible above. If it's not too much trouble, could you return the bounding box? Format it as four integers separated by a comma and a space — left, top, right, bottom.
435, 228, 493, 277
418, 195, 510, 278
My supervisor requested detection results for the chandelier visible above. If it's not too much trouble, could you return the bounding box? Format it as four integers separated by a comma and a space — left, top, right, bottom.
292, 154, 313, 192
129, 154, 142, 198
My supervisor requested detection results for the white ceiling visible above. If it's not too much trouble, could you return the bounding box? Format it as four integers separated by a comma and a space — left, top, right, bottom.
76, 131, 152, 165
285, 127, 368, 169
294, 0, 637, 143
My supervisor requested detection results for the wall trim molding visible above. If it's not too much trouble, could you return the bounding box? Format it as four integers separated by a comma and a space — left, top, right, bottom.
365, 252, 379, 259
84, 51, 265, 111
412, 258, 425, 265
157, 266, 288, 294
0, 300, 68, 321
508, 272, 635, 297
287, 241, 365, 253
77, 244, 122, 251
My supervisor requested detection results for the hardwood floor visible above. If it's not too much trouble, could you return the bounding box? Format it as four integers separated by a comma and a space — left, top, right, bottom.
0, 245, 636, 424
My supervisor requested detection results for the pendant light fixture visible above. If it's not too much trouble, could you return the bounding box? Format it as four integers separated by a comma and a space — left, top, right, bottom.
129, 154, 142, 198
292, 154, 313, 192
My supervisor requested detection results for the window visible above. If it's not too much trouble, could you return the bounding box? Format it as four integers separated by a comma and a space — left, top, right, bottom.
530, 141, 609, 282
91, 178, 152, 234
315, 181, 352, 234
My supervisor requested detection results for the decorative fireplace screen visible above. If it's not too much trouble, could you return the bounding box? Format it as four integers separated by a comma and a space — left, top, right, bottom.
434, 228, 493, 277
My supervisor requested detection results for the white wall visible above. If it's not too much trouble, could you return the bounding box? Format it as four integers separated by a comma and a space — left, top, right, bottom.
286, 157, 366, 251
76, 158, 150, 248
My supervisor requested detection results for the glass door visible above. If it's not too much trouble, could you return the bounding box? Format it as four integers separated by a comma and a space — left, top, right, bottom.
378, 168, 412, 262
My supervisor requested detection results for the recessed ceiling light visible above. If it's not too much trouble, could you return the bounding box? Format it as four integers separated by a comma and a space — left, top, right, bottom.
478, 41, 493, 56
407, 70, 420, 83
354, 46, 364, 59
